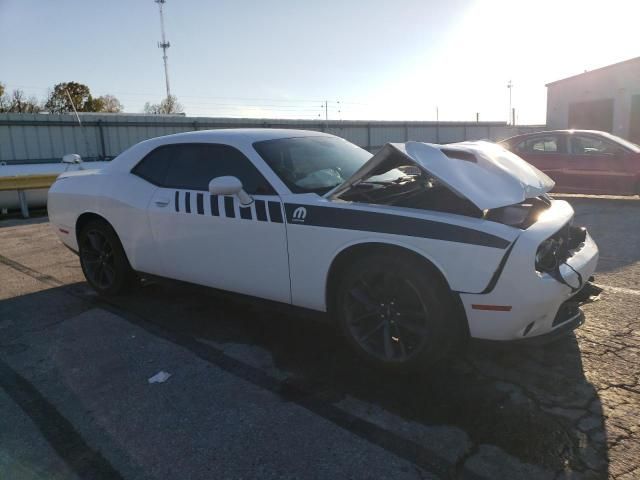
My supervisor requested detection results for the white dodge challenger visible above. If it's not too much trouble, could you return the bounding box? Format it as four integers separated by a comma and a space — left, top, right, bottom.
48, 129, 599, 369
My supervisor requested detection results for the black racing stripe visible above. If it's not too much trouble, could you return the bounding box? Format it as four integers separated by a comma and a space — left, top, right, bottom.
284, 204, 510, 249
210, 195, 219, 216
185, 192, 191, 213
174, 191, 179, 212
196, 193, 204, 215
254, 200, 267, 221
478, 239, 518, 293
268, 201, 283, 223
240, 205, 252, 220
224, 197, 235, 218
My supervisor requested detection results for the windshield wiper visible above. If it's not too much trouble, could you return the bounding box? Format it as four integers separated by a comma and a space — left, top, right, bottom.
355, 175, 416, 187
391, 175, 417, 184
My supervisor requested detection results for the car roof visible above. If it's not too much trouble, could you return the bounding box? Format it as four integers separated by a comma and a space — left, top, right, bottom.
501, 129, 608, 143
106, 128, 335, 173
148, 128, 331, 144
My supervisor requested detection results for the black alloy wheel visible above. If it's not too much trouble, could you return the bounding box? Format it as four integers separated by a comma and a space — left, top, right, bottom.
79, 220, 136, 295
336, 253, 454, 370
81, 229, 117, 290
344, 270, 430, 363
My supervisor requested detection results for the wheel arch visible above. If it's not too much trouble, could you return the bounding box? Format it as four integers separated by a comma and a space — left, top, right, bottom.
325, 241, 468, 337
75, 212, 133, 268
75, 211, 112, 245
325, 242, 448, 307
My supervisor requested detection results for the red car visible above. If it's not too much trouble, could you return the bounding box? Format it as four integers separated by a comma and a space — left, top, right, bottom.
500, 130, 640, 195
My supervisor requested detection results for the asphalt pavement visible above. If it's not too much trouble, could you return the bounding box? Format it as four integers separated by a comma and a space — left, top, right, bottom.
0, 196, 639, 479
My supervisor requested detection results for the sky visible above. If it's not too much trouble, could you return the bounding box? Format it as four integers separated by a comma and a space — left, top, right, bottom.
0, 0, 638, 124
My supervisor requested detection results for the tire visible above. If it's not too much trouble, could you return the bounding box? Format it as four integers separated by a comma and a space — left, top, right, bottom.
78, 220, 137, 296
334, 252, 456, 371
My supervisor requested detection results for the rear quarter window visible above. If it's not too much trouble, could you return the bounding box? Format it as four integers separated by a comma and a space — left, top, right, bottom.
131, 147, 171, 186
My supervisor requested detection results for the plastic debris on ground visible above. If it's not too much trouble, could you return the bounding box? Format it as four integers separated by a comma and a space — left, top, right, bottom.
148, 371, 171, 384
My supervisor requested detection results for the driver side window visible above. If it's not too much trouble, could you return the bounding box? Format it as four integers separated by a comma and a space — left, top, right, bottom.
570, 135, 619, 156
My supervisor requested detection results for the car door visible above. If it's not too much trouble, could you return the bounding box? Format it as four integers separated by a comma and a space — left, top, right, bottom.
144, 142, 291, 304
513, 134, 569, 191
566, 133, 635, 194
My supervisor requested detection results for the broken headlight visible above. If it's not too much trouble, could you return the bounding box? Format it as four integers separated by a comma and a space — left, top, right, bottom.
535, 238, 561, 272
567, 226, 587, 250
535, 224, 586, 273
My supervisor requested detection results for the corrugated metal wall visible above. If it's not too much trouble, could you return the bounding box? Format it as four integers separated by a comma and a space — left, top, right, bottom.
0, 113, 545, 164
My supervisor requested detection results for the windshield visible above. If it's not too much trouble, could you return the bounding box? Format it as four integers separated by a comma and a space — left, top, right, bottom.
253, 136, 373, 194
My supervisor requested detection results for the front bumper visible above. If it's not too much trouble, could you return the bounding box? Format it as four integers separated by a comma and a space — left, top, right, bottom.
459, 200, 599, 341
495, 283, 604, 345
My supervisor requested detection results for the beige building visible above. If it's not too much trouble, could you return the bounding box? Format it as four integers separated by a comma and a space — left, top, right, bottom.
546, 56, 640, 143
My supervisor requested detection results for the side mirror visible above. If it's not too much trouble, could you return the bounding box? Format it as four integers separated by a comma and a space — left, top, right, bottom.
208, 176, 253, 206
62, 153, 82, 164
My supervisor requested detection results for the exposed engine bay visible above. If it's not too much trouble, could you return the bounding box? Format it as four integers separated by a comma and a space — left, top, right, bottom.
337, 167, 553, 230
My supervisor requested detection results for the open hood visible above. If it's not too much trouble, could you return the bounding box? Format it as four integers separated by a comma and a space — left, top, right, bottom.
327, 141, 554, 211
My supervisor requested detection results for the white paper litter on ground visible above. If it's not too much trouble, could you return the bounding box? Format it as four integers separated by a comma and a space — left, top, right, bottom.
148, 371, 171, 384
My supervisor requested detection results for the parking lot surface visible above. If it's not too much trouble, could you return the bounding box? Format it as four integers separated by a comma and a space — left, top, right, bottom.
1, 196, 639, 479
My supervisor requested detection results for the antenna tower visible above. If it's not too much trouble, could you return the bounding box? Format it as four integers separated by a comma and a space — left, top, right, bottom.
155, 0, 171, 99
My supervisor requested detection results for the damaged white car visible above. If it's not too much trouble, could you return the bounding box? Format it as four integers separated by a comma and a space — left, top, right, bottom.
48, 129, 600, 370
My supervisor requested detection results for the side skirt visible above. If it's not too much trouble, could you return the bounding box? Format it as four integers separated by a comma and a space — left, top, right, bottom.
134, 271, 331, 324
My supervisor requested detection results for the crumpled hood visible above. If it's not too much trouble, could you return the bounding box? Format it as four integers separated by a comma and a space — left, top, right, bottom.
327, 140, 554, 210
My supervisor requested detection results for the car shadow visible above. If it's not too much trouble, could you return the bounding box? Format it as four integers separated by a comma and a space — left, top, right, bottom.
106, 278, 609, 477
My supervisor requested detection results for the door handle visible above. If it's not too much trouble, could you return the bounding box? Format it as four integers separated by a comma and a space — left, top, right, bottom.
155, 198, 170, 207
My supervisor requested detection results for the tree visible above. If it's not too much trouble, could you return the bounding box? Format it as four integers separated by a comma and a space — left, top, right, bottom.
143, 95, 184, 114
44, 82, 103, 113
9, 89, 42, 113
98, 94, 123, 113
0, 84, 42, 113
0, 82, 8, 111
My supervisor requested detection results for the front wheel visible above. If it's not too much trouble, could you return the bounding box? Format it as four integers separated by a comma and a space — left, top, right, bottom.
335, 253, 456, 371
78, 220, 136, 296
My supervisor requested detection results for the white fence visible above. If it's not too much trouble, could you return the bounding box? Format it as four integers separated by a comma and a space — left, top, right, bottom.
0, 113, 546, 164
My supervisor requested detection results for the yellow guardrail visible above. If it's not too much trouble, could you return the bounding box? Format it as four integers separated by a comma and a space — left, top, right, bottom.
0, 173, 59, 218
0, 174, 59, 192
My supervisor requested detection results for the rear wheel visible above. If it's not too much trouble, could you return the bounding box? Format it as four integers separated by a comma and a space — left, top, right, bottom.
335, 253, 455, 371
78, 220, 136, 296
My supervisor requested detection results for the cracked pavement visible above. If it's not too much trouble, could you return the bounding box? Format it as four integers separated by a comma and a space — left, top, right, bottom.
0, 196, 638, 479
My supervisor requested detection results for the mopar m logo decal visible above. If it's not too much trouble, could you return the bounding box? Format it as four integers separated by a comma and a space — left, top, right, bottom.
292, 206, 307, 222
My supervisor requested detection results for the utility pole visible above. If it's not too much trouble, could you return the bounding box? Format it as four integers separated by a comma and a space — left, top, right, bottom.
507, 80, 513, 125
155, 0, 171, 99
64, 88, 91, 161
436, 106, 439, 122
324, 100, 329, 129
476, 112, 480, 122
